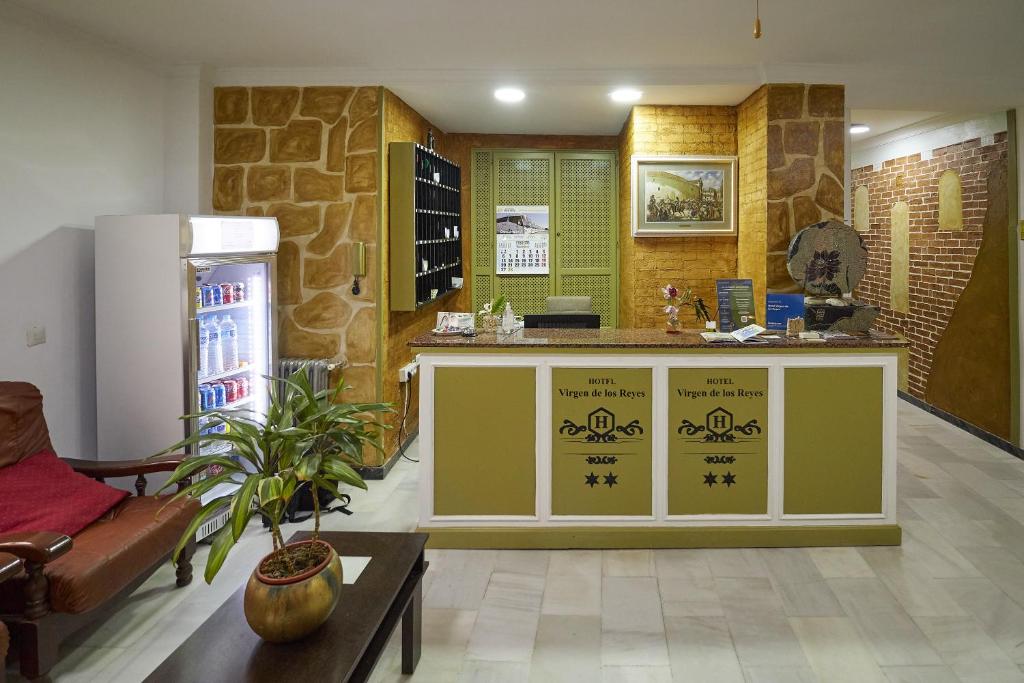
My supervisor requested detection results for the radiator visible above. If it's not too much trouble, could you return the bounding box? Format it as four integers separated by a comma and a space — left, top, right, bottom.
277, 358, 338, 397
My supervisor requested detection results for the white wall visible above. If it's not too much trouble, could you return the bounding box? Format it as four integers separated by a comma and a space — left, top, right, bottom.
0, 5, 166, 459
163, 64, 214, 214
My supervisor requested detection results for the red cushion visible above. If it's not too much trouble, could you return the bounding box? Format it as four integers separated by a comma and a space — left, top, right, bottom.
0, 451, 129, 536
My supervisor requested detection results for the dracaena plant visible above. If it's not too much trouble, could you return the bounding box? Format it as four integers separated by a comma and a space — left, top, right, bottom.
157, 365, 393, 583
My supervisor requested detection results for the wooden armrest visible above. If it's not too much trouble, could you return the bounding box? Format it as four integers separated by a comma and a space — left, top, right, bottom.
0, 532, 72, 565
0, 552, 21, 581
62, 453, 187, 478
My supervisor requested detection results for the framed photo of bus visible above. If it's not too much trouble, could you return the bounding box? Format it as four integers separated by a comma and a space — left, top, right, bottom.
631, 155, 737, 236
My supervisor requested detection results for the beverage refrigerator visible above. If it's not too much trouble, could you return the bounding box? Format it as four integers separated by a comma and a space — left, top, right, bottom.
95, 214, 278, 538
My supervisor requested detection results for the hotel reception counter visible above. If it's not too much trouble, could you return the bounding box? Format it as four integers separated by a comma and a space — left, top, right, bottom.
410, 328, 907, 549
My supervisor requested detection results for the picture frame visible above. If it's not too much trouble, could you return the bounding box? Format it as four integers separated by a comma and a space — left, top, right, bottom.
631, 155, 737, 237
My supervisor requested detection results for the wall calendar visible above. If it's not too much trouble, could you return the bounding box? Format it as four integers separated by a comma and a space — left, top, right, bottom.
496, 205, 549, 275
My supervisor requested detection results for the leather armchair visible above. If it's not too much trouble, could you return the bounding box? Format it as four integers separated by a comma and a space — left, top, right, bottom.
0, 552, 24, 683
0, 382, 200, 680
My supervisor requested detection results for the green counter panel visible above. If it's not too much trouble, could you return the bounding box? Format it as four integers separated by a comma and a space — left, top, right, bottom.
668, 368, 769, 515
784, 366, 884, 514
551, 367, 652, 516
434, 367, 536, 516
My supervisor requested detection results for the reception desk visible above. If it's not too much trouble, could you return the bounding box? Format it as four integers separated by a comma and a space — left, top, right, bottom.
411, 329, 907, 549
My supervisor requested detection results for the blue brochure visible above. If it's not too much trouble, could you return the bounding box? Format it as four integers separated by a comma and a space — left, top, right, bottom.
766, 293, 805, 331
715, 279, 754, 332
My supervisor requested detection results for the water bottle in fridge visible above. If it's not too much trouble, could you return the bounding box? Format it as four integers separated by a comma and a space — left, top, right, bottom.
197, 318, 210, 377
207, 316, 224, 374
221, 315, 238, 371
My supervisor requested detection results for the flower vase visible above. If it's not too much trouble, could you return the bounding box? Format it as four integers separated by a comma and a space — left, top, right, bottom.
481, 315, 499, 332
666, 317, 681, 334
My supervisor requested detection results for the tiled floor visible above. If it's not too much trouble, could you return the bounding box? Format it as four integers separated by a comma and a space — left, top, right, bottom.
11, 400, 1024, 682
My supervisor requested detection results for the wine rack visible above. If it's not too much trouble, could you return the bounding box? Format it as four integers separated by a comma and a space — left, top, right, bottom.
388, 142, 463, 311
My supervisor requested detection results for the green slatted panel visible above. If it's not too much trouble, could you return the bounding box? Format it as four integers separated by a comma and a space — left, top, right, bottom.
474, 273, 492, 309
555, 153, 618, 327
471, 150, 493, 313
494, 152, 555, 315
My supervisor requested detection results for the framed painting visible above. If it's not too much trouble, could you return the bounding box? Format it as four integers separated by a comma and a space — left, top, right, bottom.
631, 155, 737, 236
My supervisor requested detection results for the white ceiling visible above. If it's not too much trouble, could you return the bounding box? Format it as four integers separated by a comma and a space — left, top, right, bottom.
11, 0, 1024, 135
849, 109, 946, 148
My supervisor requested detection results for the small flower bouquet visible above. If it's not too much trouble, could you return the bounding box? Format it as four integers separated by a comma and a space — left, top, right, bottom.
661, 284, 694, 334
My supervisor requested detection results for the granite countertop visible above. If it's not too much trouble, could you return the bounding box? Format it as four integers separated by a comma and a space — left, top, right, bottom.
410, 328, 909, 350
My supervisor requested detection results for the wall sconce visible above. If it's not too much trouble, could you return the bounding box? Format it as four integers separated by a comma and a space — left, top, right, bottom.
351, 242, 366, 296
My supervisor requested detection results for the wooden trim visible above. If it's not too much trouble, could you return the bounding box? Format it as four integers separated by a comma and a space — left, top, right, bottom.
418, 524, 902, 549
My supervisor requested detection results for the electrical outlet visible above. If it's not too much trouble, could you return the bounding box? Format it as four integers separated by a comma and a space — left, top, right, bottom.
26, 325, 46, 347
398, 361, 419, 383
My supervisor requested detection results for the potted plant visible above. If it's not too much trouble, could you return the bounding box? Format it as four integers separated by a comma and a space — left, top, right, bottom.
476, 294, 507, 332
157, 365, 392, 642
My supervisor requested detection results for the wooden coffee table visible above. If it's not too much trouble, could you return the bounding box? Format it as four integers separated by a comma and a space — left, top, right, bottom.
146, 531, 428, 682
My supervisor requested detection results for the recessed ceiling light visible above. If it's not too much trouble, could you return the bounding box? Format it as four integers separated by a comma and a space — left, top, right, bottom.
850, 123, 871, 135
609, 88, 643, 103
494, 87, 525, 103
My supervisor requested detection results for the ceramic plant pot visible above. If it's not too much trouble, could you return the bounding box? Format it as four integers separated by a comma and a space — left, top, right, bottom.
243, 539, 343, 642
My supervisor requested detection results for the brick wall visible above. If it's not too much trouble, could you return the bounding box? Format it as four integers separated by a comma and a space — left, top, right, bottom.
852, 132, 1009, 398
212, 86, 381, 410
618, 105, 738, 328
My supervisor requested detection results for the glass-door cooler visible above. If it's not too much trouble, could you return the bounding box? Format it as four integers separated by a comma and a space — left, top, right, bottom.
95, 214, 278, 540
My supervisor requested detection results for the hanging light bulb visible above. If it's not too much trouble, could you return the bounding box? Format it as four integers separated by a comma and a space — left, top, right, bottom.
754, 0, 763, 38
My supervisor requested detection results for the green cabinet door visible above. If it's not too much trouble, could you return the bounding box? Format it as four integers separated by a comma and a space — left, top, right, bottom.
783, 366, 884, 515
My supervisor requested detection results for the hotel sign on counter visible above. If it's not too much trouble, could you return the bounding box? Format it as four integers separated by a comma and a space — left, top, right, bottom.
551, 368, 652, 516
667, 368, 769, 515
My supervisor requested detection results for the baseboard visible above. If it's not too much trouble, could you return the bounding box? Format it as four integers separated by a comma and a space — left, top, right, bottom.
417, 524, 902, 549
355, 429, 419, 480
898, 391, 1023, 459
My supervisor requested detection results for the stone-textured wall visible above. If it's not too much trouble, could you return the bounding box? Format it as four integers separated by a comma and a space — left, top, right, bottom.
764, 84, 846, 293
212, 85, 381, 411
852, 133, 1009, 416
737, 87, 768, 306
618, 105, 738, 328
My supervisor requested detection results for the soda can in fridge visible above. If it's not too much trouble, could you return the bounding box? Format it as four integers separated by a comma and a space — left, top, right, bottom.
220, 283, 234, 305
211, 382, 227, 408
198, 384, 214, 411
236, 375, 249, 398
233, 282, 245, 303
195, 287, 202, 308
223, 379, 238, 404
201, 285, 216, 307
211, 283, 223, 306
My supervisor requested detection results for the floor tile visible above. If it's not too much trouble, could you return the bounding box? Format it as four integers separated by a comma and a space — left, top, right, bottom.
789, 616, 887, 683
529, 615, 601, 683
826, 578, 942, 666
604, 550, 656, 577
913, 615, 1024, 682
663, 615, 745, 683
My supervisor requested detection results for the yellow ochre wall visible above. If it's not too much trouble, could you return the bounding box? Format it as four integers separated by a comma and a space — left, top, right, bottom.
618, 105, 739, 328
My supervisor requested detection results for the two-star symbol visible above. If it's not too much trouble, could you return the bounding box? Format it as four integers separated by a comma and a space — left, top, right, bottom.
585, 472, 618, 488
703, 471, 737, 487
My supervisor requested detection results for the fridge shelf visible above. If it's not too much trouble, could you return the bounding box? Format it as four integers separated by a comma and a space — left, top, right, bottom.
221, 396, 255, 411
197, 300, 250, 315
199, 441, 233, 456
200, 480, 242, 505
200, 365, 251, 383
